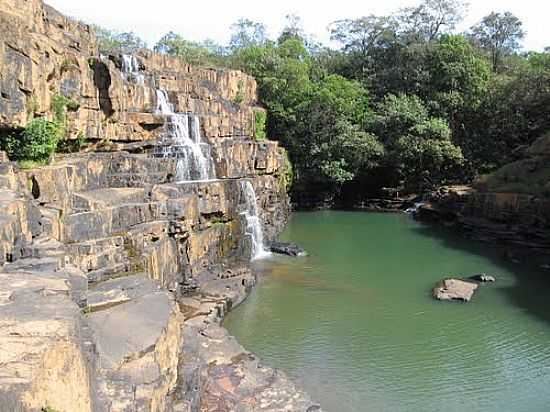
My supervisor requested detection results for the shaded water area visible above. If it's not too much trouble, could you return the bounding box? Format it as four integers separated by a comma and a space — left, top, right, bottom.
224, 211, 550, 412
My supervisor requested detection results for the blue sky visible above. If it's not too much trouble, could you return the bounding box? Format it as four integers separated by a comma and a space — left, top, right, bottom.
48, 0, 548, 51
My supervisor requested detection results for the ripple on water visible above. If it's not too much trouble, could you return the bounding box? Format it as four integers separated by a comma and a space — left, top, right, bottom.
226, 212, 550, 412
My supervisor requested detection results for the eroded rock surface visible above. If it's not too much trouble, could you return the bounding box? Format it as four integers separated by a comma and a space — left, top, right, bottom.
433, 278, 479, 302
270, 241, 307, 257
174, 268, 322, 412
0, 0, 315, 410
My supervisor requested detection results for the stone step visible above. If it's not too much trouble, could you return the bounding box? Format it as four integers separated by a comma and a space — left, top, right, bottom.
63, 201, 168, 243
1, 260, 88, 307
86, 274, 159, 313
23, 236, 66, 259
71, 187, 148, 212
2, 256, 63, 273
86, 262, 133, 284
67, 236, 127, 273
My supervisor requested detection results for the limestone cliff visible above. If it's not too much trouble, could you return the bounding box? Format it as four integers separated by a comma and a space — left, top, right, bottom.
0, 1, 319, 411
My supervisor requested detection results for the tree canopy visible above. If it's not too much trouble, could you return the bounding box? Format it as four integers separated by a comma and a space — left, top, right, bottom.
91, 1, 549, 206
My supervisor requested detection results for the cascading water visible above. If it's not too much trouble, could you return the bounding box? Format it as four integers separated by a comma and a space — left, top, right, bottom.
121, 54, 145, 85
240, 180, 270, 260
155, 90, 215, 181
155, 89, 174, 114
405, 202, 426, 215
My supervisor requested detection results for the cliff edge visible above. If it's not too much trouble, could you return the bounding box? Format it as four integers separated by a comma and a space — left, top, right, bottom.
0, 1, 319, 411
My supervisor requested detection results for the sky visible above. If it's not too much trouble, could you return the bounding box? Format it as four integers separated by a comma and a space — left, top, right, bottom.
47, 0, 549, 51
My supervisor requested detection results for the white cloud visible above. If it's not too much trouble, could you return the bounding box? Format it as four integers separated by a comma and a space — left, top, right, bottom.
47, 0, 548, 51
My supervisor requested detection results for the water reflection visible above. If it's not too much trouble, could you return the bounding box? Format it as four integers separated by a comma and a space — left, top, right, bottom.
226, 212, 550, 412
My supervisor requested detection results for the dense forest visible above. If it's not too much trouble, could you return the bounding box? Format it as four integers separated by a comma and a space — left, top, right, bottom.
96, 0, 550, 206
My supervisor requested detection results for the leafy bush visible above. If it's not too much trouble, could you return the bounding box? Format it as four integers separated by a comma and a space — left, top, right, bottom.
254, 109, 267, 140
4, 118, 61, 162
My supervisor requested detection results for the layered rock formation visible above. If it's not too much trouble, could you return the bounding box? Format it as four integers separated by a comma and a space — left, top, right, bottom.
417, 134, 550, 258
0, 1, 321, 411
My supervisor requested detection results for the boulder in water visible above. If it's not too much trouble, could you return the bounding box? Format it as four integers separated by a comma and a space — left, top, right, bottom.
433, 278, 478, 302
467, 273, 496, 283
270, 242, 307, 257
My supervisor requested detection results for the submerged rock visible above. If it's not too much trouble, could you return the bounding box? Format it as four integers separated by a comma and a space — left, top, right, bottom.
270, 241, 307, 257
433, 278, 479, 302
467, 273, 496, 283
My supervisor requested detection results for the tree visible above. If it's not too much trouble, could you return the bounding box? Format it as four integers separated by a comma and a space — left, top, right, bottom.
329, 15, 397, 55
229, 19, 268, 50
92, 25, 147, 54
397, 0, 467, 43
278, 14, 305, 43
154, 32, 226, 67
459, 52, 550, 173
329, 15, 396, 80
426, 35, 490, 129
470, 11, 525, 72
367, 94, 464, 189
294, 75, 382, 187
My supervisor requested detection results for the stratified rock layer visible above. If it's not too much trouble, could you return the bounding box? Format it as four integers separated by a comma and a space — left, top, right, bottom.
0, 0, 318, 411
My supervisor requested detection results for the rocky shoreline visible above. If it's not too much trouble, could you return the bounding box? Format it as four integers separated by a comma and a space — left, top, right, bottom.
414, 186, 550, 267
0, 0, 321, 409
176, 264, 322, 411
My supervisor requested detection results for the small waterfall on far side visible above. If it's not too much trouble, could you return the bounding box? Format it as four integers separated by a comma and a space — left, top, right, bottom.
155, 90, 215, 181
405, 202, 426, 215
240, 180, 270, 260
121, 54, 145, 85
155, 89, 174, 114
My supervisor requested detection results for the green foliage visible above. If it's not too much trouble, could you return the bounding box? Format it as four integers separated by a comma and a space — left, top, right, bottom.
279, 150, 294, 191
397, 0, 467, 42
470, 11, 525, 72
254, 109, 267, 140
154, 32, 227, 67
3, 118, 61, 162
52, 94, 79, 124
41, 407, 59, 412
229, 19, 267, 50
367, 94, 464, 189
21, 118, 61, 161
293, 75, 381, 186
92, 25, 147, 54
427, 35, 490, 113
85, 12, 548, 203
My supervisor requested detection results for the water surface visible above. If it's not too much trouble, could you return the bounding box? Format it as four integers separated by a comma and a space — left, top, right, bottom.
224, 211, 550, 412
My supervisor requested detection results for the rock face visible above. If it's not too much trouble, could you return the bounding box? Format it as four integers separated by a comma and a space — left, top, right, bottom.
416, 135, 550, 257
0, 0, 262, 142
433, 278, 479, 302
270, 241, 307, 257
0, 1, 313, 411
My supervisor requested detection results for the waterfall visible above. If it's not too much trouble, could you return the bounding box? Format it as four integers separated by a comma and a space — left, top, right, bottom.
405, 202, 426, 214
155, 89, 174, 114
155, 89, 215, 181
121, 54, 144, 85
240, 181, 270, 260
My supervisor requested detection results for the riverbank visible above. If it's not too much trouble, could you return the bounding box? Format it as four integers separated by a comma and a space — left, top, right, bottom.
414, 186, 550, 268
176, 263, 322, 411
